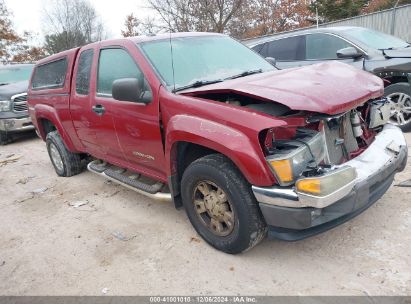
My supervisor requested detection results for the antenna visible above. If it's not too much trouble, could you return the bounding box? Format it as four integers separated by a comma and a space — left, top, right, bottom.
169, 31, 176, 92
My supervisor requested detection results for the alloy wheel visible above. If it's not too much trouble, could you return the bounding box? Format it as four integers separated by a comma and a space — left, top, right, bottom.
49, 142, 64, 172
387, 92, 411, 126
192, 180, 235, 237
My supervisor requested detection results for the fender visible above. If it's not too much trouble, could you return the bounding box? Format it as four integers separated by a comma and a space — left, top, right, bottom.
32, 103, 79, 152
165, 115, 276, 187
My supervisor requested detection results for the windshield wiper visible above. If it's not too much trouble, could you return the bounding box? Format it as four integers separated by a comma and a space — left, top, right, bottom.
0, 83, 9, 86
173, 79, 223, 93
225, 69, 263, 80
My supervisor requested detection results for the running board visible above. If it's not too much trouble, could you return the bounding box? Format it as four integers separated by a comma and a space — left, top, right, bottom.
87, 160, 171, 202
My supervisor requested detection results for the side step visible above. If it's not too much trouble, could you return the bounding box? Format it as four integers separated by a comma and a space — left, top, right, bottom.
87, 160, 172, 202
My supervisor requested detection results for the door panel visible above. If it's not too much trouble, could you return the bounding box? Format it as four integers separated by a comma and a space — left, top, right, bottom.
95, 45, 166, 178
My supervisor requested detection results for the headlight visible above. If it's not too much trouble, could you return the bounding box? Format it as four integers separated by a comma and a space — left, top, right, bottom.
296, 166, 357, 197
0, 100, 11, 112
266, 129, 326, 186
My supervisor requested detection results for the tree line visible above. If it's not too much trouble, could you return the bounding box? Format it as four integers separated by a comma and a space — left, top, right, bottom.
1, 0, 410, 64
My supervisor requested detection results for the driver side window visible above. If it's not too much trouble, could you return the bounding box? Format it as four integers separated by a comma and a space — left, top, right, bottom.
305, 33, 352, 60
97, 48, 148, 98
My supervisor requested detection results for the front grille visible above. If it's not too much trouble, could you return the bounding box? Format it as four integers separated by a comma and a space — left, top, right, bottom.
12, 93, 28, 113
323, 112, 359, 164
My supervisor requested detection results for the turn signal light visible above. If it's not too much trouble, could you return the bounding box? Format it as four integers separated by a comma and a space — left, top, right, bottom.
268, 159, 293, 183
295, 178, 321, 194
296, 166, 357, 197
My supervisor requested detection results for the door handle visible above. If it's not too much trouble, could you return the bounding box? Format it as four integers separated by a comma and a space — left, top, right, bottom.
92, 104, 105, 116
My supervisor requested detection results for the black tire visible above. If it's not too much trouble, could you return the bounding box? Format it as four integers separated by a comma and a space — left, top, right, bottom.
181, 154, 267, 254
0, 131, 11, 145
384, 82, 411, 131
46, 130, 83, 177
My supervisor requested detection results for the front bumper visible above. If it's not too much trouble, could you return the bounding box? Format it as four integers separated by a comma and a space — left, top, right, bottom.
252, 124, 408, 240
0, 116, 34, 132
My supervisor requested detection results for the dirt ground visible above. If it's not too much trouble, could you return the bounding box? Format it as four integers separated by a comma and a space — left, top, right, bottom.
0, 132, 410, 296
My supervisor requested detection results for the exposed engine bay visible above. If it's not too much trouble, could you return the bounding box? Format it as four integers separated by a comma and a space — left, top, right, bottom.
191, 91, 392, 185
262, 98, 392, 186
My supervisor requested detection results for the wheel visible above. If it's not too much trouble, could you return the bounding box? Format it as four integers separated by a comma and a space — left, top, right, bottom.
0, 131, 11, 145
46, 130, 83, 177
384, 82, 411, 131
181, 154, 267, 254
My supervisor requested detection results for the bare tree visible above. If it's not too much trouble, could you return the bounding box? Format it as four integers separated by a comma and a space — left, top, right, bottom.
0, 0, 45, 63
122, 13, 141, 37
147, 0, 245, 33
121, 14, 160, 37
42, 0, 106, 53
250, 0, 313, 36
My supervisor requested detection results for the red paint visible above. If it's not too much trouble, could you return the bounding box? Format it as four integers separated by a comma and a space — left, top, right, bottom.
184, 61, 384, 115
27, 33, 384, 188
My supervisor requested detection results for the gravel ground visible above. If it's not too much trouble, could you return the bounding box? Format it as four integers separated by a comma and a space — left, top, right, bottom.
0, 132, 410, 296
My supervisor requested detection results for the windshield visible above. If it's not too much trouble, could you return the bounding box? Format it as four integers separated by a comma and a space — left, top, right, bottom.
0, 65, 33, 84
139, 35, 274, 91
345, 28, 409, 50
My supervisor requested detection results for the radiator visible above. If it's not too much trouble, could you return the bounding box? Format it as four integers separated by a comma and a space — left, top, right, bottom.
323, 113, 358, 164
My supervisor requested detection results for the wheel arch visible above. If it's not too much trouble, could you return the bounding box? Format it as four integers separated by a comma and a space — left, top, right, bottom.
165, 115, 275, 208
33, 104, 78, 152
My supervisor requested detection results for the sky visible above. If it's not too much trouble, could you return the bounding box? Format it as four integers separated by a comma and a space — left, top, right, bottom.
5, 0, 153, 45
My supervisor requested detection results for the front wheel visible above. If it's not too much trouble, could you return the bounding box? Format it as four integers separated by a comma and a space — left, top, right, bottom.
384, 82, 411, 131
46, 130, 83, 177
181, 154, 267, 254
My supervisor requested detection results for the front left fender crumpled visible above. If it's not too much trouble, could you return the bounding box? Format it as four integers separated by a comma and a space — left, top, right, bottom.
165, 114, 276, 187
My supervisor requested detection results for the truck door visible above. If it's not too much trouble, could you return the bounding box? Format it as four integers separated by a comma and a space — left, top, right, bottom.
95, 42, 167, 181
70, 45, 122, 161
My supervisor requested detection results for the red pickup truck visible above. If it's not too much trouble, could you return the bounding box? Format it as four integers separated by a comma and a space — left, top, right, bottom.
28, 32, 407, 253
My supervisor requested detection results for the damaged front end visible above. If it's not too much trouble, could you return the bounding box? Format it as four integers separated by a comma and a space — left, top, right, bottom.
252, 98, 408, 240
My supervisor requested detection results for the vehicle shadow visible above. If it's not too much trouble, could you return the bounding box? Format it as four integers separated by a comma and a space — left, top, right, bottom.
6, 130, 39, 145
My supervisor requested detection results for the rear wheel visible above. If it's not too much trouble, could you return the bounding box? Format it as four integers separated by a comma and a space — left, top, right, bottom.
384, 83, 411, 131
181, 154, 267, 254
46, 131, 83, 177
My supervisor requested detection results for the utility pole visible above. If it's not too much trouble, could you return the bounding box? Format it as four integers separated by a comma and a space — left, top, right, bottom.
391, 0, 400, 35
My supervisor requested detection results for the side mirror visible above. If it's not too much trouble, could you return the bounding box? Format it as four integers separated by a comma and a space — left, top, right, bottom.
112, 78, 151, 104
336, 47, 363, 59
265, 57, 277, 67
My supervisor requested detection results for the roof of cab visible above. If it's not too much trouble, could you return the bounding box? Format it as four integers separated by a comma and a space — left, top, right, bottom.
128, 31, 225, 44
35, 32, 225, 66
36, 47, 80, 66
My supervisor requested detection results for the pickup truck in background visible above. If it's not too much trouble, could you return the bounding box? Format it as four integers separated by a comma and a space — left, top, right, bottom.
28, 33, 408, 254
0, 64, 35, 145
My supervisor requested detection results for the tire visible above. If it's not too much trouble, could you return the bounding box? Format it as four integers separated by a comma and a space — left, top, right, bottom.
181, 154, 267, 254
0, 131, 11, 145
384, 82, 411, 131
46, 130, 83, 177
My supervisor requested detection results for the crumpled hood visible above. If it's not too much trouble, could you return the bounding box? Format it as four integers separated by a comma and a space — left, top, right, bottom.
383, 47, 411, 58
0, 80, 29, 100
182, 61, 384, 115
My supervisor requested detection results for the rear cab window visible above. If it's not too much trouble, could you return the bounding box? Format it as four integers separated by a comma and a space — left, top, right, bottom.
31, 58, 68, 90
76, 49, 94, 95
29, 48, 80, 98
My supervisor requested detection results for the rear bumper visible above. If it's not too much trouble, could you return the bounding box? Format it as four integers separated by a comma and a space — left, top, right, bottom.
252, 124, 408, 241
0, 116, 34, 133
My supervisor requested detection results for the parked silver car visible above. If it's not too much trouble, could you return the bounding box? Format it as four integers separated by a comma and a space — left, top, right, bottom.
245, 26, 411, 130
